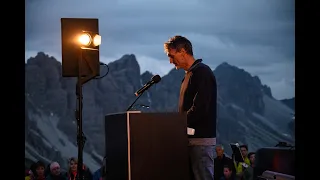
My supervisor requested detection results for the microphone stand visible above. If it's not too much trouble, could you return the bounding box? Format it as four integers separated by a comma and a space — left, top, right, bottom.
126, 92, 144, 111
127, 77, 160, 111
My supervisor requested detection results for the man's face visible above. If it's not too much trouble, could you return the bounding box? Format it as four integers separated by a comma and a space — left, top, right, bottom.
223, 167, 232, 178
167, 48, 186, 70
215, 146, 224, 157
241, 147, 248, 157
51, 166, 61, 176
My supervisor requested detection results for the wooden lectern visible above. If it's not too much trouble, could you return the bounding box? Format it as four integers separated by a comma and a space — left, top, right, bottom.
104, 111, 190, 180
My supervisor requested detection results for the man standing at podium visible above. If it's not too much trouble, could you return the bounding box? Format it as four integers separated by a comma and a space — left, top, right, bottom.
164, 35, 217, 180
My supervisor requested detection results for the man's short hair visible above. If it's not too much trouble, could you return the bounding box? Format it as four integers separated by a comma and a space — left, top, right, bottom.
164, 35, 193, 56
223, 164, 233, 171
240, 145, 248, 150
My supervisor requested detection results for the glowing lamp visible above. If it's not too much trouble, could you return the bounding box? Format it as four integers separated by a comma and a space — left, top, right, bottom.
93, 35, 102, 46
78, 33, 91, 46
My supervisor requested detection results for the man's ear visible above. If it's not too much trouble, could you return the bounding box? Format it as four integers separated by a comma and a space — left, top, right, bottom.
179, 48, 186, 54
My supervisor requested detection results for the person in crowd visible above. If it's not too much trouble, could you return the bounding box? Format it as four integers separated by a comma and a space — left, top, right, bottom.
25, 170, 34, 180
45, 162, 68, 180
25, 171, 34, 180
26, 170, 31, 177
45, 163, 51, 177
234, 145, 250, 179
65, 157, 93, 180
214, 145, 236, 180
220, 165, 236, 180
83, 164, 93, 180
33, 161, 46, 180
243, 152, 255, 180
93, 156, 107, 180
25, 163, 36, 180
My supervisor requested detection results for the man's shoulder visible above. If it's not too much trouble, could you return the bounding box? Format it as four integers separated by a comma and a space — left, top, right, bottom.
224, 155, 232, 161
195, 62, 212, 71
192, 63, 215, 77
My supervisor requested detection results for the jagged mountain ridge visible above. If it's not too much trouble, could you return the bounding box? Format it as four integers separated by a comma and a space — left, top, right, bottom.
25, 52, 294, 171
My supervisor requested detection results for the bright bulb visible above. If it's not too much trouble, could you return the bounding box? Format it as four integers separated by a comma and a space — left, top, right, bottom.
78, 33, 91, 46
93, 35, 102, 46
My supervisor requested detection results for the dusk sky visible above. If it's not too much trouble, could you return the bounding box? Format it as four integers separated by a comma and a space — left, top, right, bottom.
26, 0, 295, 100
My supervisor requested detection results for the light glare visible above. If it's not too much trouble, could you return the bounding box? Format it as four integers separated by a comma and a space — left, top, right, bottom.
78, 33, 91, 46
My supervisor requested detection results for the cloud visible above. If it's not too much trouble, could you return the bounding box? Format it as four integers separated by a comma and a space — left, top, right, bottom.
25, 0, 295, 99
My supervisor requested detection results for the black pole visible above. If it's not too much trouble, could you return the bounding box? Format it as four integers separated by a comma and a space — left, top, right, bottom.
76, 50, 86, 180
126, 92, 144, 111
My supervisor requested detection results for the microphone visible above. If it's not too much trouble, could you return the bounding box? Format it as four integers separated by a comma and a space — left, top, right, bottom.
134, 75, 161, 96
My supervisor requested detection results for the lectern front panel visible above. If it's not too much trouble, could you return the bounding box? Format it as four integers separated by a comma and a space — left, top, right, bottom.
128, 113, 189, 180
105, 113, 129, 180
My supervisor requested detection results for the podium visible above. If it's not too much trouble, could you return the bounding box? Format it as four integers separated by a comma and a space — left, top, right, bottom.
104, 111, 190, 180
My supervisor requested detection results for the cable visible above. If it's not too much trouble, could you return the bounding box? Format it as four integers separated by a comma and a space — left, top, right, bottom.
82, 56, 110, 80
94, 62, 110, 79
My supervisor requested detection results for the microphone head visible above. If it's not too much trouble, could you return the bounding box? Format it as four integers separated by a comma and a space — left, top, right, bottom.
151, 75, 161, 83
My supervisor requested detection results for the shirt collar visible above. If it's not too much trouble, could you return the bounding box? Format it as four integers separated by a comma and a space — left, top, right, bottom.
186, 59, 202, 72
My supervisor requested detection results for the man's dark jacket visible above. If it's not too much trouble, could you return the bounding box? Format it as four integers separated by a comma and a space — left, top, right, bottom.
178, 59, 217, 138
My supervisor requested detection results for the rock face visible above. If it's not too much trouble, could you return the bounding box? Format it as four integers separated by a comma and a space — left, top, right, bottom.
25, 52, 294, 171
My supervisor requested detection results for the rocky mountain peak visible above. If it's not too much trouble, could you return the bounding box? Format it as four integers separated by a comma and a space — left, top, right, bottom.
109, 54, 140, 73
107, 54, 141, 89
141, 71, 154, 83
214, 62, 268, 114
26, 52, 61, 68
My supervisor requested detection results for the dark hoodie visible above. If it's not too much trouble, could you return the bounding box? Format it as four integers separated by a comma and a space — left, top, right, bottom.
178, 59, 217, 138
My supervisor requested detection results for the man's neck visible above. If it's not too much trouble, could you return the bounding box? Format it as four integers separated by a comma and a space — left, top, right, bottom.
185, 57, 196, 71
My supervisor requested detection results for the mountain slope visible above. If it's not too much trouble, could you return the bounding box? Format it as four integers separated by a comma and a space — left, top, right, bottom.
25, 95, 101, 170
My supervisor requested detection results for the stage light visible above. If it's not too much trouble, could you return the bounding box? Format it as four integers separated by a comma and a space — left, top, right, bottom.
61, 18, 101, 180
77, 31, 101, 49
93, 35, 102, 46
61, 18, 100, 77
78, 33, 91, 46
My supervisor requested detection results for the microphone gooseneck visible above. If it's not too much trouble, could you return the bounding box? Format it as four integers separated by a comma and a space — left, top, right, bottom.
126, 75, 162, 111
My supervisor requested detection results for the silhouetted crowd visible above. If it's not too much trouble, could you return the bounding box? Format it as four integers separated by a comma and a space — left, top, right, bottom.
25, 157, 106, 180
25, 144, 254, 180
